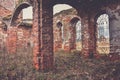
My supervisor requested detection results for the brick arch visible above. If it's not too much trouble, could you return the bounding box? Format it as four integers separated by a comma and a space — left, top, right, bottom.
69, 17, 81, 51
56, 21, 62, 28
53, 4, 79, 18
51, 0, 85, 17
94, 11, 110, 55
10, 2, 32, 26
32, 1, 82, 70
51, 0, 80, 11
70, 17, 80, 26
94, 10, 110, 38
94, 10, 109, 23
52, 3, 80, 52
29, 0, 120, 72
52, 2, 80, 51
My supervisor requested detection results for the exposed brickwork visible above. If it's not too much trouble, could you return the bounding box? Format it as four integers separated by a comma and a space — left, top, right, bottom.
53, 9, 79, 52
7, 27, 17, 54
17, 26, 32, 52
53, 28, 62, 52
40, 1, 54, 71
69, 24, 76, 50
0, 0, 120, 71
32, 0, 54, 71
0, 22, 7, 52
81, 17, 90, 56
88, 16, 96, 57
32, 0, 40, 70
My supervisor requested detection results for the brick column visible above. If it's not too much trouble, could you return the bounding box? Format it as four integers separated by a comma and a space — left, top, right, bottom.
32, 0, 41, 70
41, 1, 54, 71
81, 15, 96, 57
81, 17, 89, 56
88, 16, 96, 57
69, 26, 76, 51
33, 0, 53, 71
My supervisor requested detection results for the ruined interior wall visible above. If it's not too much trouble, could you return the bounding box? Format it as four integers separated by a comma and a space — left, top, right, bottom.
54, 15, 75, 51
53, 9, 80, 52
0, 22, 7, 53
7, 26, 32, 53
7, 27, 17, 54
1, 0, 120, 72
107, 4, 120, 58
17, 26, 32, 53
40, 1, 54, 71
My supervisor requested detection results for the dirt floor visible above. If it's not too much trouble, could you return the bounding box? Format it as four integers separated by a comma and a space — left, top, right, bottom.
0, 49, 120, 80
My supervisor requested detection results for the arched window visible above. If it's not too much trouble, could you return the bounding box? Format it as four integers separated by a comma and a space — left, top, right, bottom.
56, 21, 62, 28
22, 6, 33, 24
70, 17, 82, 51
75, 20, 82, 50
23, 6, 33, 19
10, 2, 32, 26
97, 14, 110, 54
53, 4, 73, 42
61, 25, 64, 41
76, 20, 81, 42
53, 4, 78, 51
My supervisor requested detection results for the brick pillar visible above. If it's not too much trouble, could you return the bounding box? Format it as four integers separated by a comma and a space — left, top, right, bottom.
33, 0, 53, 71
81, 15, 96, 57
69, 26, 76, 51
41, 1, 54, 71
7, 27, 17, 54
32, 0, 41, 70
88, 16, 96, 57
81, 17, 89, 56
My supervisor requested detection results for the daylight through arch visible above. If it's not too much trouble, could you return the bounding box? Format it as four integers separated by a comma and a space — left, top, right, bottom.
96, 14, 110, 54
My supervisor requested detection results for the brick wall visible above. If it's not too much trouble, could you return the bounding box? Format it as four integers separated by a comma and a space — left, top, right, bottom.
53, 8, 81, 52
0, 21, 7, 53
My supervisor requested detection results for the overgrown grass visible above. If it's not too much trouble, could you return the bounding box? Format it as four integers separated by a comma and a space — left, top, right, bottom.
0, 48, 120, 80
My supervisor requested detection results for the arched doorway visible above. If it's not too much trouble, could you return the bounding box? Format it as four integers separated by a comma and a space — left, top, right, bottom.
53, 4, 78, 52
32, 0, 81, 71
96, 14, 110, 54
76, 20, 82, 50
10, 2, 32, 26
7, 2, 33, 54
16, 6, 33, 53
70, 17, 82, 51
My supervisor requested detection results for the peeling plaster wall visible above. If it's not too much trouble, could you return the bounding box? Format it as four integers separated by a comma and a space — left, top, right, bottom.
108, 5, 120, 56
